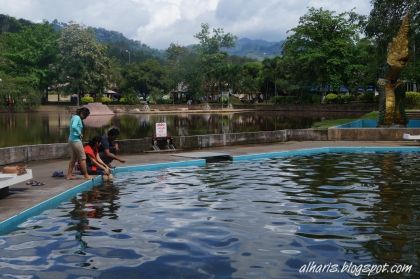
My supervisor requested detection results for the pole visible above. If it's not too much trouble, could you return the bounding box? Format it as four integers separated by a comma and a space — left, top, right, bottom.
125, 50, 131, 64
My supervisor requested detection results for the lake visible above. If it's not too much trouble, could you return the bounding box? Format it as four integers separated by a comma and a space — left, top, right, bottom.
0, 111, 362, 147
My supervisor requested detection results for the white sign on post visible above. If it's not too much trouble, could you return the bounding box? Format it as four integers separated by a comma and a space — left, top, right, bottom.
155, 122, 167, 138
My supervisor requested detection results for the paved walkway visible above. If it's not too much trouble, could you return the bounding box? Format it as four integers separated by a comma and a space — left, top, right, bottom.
0, 141, 416, 223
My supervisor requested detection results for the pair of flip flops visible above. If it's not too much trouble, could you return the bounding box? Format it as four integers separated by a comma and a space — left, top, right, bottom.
26, 180, 45, 186
52, 170, 65, 178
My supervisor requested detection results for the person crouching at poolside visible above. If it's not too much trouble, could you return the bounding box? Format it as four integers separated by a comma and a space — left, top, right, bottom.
67, 107, 91, 180
84, 136, 113, 182
99, 127, 126, 167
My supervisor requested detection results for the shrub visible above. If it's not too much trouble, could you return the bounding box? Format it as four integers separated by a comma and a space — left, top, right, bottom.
405, 91, 420, 109
298, 94, 321, 104
221, 96, 229, 104
338, 94, 352, 104
324, 93, 338, 104
156, 98, 172, 104
119, 94, 139, 105
310, 95, 322, 104
100, 96, 112, 104
271, 96, 298, 104
81, 95, 94, 103
357, 92, 375, 103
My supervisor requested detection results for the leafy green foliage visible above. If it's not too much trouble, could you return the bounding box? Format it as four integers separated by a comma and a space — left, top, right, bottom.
357, 92, 376, 103
0, 23, 59, 98
100, 96, 112, 103
121, 59, 169, 100
0, 74, 40, 111
0, 14, 32, 34
282, 8, 367, 91
1, 8, 419, 112
405, 91, 420, 108
81, 95, 94, 103
119, 89, 139, 104
193, 23, 237, 100
56, 23, 110, 97
324, 93, 338, 104
271, 96, 298, 104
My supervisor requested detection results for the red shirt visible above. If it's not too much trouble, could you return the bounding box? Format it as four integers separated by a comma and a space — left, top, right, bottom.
84, 145, 98, 171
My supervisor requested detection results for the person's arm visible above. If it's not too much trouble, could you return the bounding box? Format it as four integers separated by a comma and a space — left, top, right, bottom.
89, 154, 109, 174
103, 148, 126, 163
96, 153, 111, 174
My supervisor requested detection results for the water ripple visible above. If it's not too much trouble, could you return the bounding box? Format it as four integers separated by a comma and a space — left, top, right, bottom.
0, 153, 419, 278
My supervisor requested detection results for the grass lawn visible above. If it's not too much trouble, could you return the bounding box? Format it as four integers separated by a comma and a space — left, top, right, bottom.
312, 111, 378, 128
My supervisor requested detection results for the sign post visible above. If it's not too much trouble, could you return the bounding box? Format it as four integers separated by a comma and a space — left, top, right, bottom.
155, 122, 167, 138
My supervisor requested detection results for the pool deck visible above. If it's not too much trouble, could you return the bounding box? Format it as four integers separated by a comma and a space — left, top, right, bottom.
0, 140, 417, 223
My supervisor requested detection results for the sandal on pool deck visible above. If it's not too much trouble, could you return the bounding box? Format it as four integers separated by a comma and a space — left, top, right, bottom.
26, 180, 45, 186
52, 170, 65, 178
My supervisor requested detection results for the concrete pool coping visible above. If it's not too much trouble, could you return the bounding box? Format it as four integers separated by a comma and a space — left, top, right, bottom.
1, 141, 419, 235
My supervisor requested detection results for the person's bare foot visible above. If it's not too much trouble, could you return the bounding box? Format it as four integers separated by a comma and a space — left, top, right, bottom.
66, 175, 79, 180
83, 175, 93, 180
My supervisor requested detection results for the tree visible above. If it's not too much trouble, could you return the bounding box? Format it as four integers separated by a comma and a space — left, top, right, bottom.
0, 14, 32, 35
0, 74, 40, 112
282, 8, 366, 94
166, 43, 190, 100
0, 23, 58, 104
194, 23, 236, 101
121, 59, 170, 102
56, 23, 110, 100
240, 62, 263, 101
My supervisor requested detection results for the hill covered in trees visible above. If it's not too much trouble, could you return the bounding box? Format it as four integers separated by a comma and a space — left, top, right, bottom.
225, 38, 284, 60
0, 0, 418, 112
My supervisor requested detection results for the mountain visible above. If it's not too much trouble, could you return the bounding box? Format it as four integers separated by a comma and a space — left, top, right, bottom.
90, 27, 164, 59
225, 38, 284, 60
50, 20, 164, 61
1, 14, 282, 61
0, 14, 164, 62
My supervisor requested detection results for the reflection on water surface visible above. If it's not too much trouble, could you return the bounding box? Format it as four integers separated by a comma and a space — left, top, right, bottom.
0, 111, 362, 147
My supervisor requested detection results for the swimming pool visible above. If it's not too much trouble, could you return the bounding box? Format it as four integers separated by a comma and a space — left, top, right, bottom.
0, 150, 419, 278
336, 119, 420, 128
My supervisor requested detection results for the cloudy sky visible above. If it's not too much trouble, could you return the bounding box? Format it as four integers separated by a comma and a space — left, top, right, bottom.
0, 0, 372, 49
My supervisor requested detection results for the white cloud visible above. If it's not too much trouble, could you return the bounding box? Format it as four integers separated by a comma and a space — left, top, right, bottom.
0, 0, 371, 49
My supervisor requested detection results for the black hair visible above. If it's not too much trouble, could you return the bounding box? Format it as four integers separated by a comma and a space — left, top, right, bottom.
88, 136, 102, 148
76, 107, 90, 117
108, 127, 120, 137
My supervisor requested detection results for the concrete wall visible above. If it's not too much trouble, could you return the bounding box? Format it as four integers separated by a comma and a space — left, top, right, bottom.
255, 103, 376, 112
0, 130, 287, 165
1, 127, 419, 165
328, 128, 420, 141
0, 143, 69, 165
287, 129, 328, 141
0, 130, 290, 165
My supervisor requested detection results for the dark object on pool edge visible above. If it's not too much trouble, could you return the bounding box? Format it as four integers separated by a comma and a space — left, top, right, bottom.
52, 170, 65, 178
152, 136, 175, 151
26, 180, 45, 186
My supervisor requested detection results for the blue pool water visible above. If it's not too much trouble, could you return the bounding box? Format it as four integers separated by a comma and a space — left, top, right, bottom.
0, 153, 419, 278
336, 119, 420, 128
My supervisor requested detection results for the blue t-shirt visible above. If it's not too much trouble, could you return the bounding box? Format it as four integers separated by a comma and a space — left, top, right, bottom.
68, 115, 83, 142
